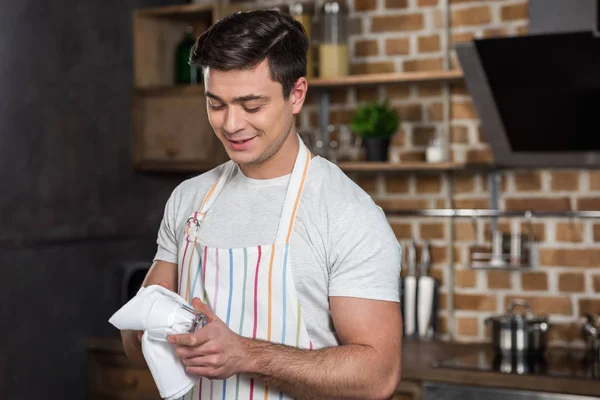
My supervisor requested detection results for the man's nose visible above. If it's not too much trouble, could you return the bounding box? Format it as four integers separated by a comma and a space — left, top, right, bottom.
223, 107, 245, 134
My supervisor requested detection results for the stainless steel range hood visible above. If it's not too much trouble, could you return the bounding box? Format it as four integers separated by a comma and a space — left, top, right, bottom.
455, 0, 600, 168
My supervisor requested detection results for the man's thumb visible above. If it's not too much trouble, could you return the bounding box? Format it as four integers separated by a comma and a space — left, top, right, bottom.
191, 297, 218, 322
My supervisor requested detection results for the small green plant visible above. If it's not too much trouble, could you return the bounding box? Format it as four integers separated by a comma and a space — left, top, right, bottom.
351, 100, 401, 139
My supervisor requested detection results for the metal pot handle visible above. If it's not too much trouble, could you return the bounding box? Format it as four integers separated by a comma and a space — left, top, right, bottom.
507, 299, 533, 316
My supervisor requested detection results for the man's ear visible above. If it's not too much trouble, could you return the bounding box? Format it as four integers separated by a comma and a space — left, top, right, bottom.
290, 77, 308, 115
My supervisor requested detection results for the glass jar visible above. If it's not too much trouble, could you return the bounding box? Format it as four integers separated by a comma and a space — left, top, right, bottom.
318, 1, 349, 78
290, 2, 314, 78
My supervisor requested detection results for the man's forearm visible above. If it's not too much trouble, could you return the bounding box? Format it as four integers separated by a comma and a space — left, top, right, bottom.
241, 338, 400, 400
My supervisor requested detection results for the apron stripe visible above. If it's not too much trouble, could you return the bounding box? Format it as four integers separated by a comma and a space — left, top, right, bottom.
190, 251, 203, 301
210, 380, 214, 400
226, 249, 234, 325
249, 379, 255, 400
214, 248, 220, 311
202, 245, 208, 302
185, 237, 198, 302
281, 244, 289, 344
235, 249, 248, 400
267, 244, 276, 342
200, 178, 221, 214
296, 301, 301, 348
285, 149, 311, 245
253, 245, 262, 340
199, 378, 203, 400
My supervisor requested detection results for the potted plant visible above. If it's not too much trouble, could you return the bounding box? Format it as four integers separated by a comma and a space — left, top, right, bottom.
351, 100, 401, 162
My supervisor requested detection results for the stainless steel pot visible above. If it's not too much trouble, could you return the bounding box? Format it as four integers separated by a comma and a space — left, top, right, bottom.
583, 313, 600, 362
485, 299, 550, 354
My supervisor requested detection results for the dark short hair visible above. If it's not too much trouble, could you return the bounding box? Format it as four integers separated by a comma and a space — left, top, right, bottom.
190, 9, 309, 98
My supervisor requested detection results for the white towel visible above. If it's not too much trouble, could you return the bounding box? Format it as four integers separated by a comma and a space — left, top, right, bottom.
108, 285, 200, 400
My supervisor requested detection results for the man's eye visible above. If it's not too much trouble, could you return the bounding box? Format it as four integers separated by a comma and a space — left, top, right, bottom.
209, 103, 225, 110
244, 106, 262, 113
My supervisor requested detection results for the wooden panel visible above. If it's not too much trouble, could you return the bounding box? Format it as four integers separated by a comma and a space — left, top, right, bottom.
133, 13, 211, 87
132, 86, 228, 171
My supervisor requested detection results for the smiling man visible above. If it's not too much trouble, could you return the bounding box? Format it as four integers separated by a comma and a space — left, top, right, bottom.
120, 9, 402, 400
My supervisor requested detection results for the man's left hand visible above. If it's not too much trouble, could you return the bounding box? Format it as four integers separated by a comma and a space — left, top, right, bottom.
168, 298, 250, 380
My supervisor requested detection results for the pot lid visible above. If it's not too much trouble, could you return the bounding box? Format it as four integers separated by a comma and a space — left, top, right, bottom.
491, 299, 548, 324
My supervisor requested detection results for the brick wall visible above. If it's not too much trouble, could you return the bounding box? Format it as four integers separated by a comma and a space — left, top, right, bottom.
298, 0, 600, 346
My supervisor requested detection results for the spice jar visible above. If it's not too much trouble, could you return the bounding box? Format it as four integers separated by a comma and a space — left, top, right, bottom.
290, 2, 314, 78
318, 1, 349, 78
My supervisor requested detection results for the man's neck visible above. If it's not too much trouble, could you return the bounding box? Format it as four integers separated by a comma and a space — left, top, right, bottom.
239, 133, 300, 180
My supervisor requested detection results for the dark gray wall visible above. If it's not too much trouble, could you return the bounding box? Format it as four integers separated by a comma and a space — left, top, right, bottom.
529, 0, 597, 35
0, 0, 193, 398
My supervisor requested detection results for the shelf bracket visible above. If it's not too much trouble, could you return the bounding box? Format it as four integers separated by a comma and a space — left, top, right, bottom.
487, 170, 501, 232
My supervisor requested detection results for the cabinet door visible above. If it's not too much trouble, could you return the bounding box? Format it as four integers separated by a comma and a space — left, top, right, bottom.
132, 86, 229, 171
393, 380, 422, 400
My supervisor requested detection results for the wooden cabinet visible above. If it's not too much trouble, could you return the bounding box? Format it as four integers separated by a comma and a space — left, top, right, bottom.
131, 4, 229, 172
393, 380, 422, 400
88, 342, 160, 400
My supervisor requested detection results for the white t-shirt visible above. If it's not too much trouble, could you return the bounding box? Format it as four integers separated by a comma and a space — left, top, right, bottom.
154, 156, 401, 349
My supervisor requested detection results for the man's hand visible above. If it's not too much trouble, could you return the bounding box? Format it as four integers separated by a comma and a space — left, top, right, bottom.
168, 298, 250, 380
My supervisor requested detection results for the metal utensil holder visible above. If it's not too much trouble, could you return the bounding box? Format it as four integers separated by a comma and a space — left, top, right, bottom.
468, 214, 534, 270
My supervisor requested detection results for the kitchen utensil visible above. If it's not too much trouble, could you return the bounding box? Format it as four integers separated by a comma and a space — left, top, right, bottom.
403, 240, 417, 337
486, 299, 550, 354
583, 313, 600, 364
417, 240, 437, 339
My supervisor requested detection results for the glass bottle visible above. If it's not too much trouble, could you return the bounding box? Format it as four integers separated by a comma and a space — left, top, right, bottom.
290, 2, 314, 78
175, 25, 201, 84
318, 1, 349, 78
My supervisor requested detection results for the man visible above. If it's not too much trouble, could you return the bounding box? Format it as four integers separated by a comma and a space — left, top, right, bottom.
121, 9, 402, 400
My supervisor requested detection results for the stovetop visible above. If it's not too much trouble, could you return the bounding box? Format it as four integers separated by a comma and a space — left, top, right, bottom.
433, 349, 600, 380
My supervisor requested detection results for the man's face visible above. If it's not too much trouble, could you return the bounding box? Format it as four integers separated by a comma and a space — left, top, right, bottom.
204, 59, 305, 167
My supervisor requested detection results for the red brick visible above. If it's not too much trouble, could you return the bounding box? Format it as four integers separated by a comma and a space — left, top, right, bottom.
354, 174, 377, 194
385, 177, 409, 193
551, 171, 580, 191
589, 171, 600, 190
521, 272, 548, 291
391, 129, 406, 146
403, 58, 443, 72
558, 272, 585, 292
579, 298, 600, 315
455, 269, 477, 288
396, 104, 423, 122
465, 147, 494, 164
593, 275, 600, 291
451, 100, 478, 119
487, 270, 512, 289
505, 296, 572, 316
375, 198, 429, 211
418, 0, 438, 6
356, 87, 379, 103
451, 6, 492, 27
452, 32, 475, 44
594, 224, 600, 242
419, 222, 445, 239
415, 176, 441, 193
501, 3, 528, 21
453, 175, 475, 193
372, 14, 425, 32
385, 0, 408, 9
354, 0, 377, 12
577, 197, 600, 211
521, 222, 546, 241
505, 197, 571, 212
391, 223, 412, 239
386, 84, 411, 100
456, 316, 479, 336
540, 248, 600, 268
416, 83, 442, 97
555, 222, 584, 242
384, 38, 410, 55
454, 198, 489, 209
350, 62, 395, 75
418, 34, 441, 52
514, 171, 542, 192
412, 126, 437, 147
354, 40, 379, 57
454, 222, 476, 241
455, 294, 497, 311
451, 126, 469, 144
549, 323, 584, 343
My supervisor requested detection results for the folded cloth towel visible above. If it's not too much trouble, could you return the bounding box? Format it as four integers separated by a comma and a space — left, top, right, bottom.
108, 285, 201, 400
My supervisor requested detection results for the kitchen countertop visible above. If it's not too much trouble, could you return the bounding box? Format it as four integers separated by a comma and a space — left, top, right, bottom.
401, 339, 600, 397
88, 338, 600, 397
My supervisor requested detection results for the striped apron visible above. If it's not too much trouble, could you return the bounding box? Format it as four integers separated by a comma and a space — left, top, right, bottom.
177, 138, 314, 400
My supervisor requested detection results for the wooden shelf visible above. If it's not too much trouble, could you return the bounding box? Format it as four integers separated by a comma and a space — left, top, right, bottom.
337, 161, 468, 172
135, 3, 214, 18
308, 70, 463, 88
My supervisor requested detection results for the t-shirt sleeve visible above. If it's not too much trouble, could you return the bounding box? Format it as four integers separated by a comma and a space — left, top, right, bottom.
328, 198, 402, 302
153, 186, 181, 264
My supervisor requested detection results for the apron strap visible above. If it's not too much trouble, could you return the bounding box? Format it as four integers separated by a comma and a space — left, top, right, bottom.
274, 137, 312, 245
196, 161, 236, 220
